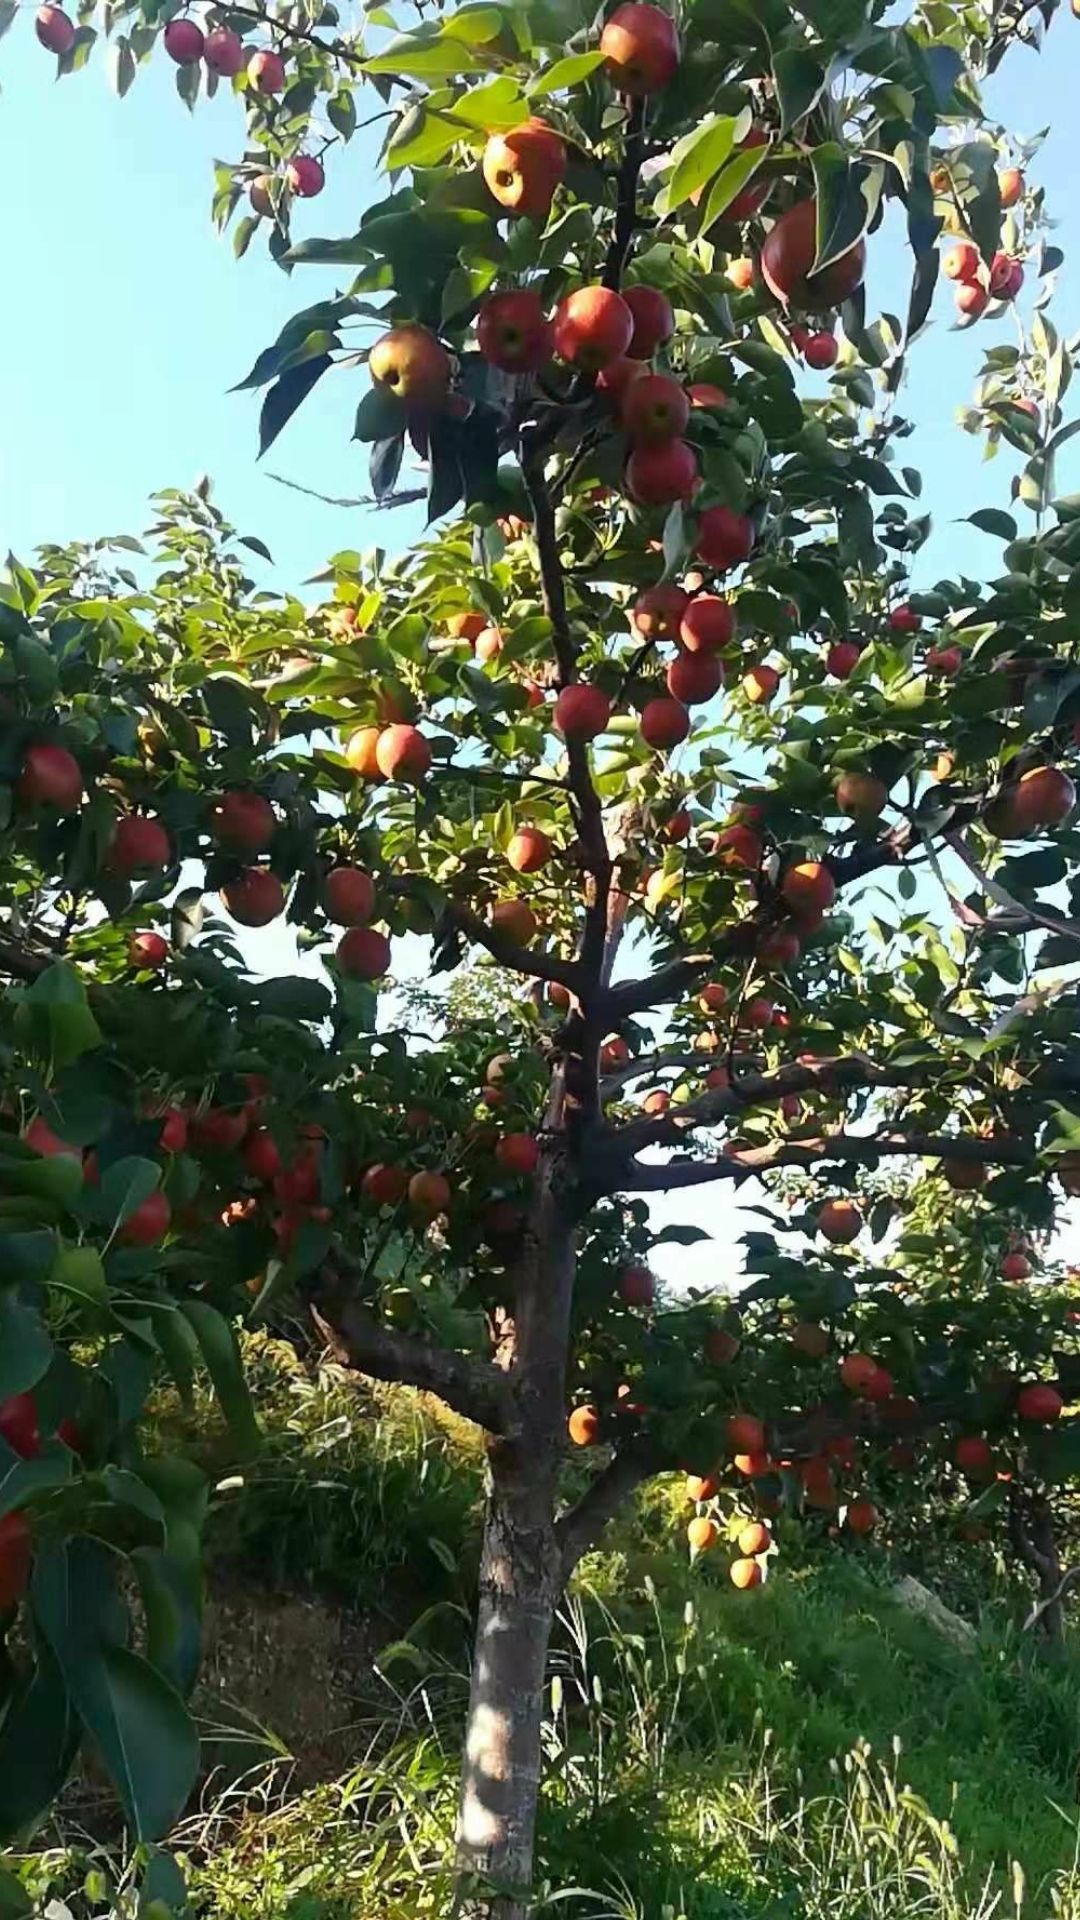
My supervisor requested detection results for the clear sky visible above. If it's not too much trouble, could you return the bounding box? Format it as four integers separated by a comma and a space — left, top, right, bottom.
2, 14, 1079, 1284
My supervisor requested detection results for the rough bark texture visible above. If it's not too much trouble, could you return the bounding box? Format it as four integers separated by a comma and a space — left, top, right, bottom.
455, 1131, 578, 1918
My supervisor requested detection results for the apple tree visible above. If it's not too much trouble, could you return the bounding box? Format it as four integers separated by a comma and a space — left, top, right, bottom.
7, 0, 1080, 1912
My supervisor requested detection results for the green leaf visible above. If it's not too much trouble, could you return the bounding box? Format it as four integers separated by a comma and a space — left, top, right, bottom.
364, 30, 487, 76
32, 1536, 199, 1839
947, 142, 1001, 265
252, 977, 332, 1022
966, 509, 1017, 540
25, 962, 101, 1068
100, 1155, 161, 1231
354, 384, 408, 444
131, 1545, 203, 1698
772, 48, 826, 133
666, 114, 738, 210
0, 1641, 79, 1845
258, 356, 334, 459
697, 141, 767, 233
386, 106, 463, 171
810, 147, 882, 272
0, 1866, 30, 1918
530, 49, 605, 94
0, 1290, 52, 1400
180, 1301, 260, 1455
371, 433, 406, 501
651, 1223, 711, 1246
0, 1437, 72, 1520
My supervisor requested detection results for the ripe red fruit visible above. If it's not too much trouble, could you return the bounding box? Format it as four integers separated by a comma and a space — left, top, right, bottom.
727, 1412, 766, 1455
839, 1351, 879, 1393
640, 696, 690, 749
999, 166, 1024, 208
687, 383, 730, 413
680, 595, 735, 653
623, 374, 690, 446
738, 1520, 772, 1557
337, 927, 392, 979
664, 807, 691, 842
409, 1169, 451, 1218
555, 684, 611, 742
730, 1555, 763, 1588
835, 771, 887, 819
191, 1106, 248, 1154
642, 1088, 670, 1114
221, 868, 285, 928
632, 582, 689, 641
490, 899, 537, 945
204, 26, 244, 72
128, 930, 168, 969
1013, 765, 1076, 830
477, 290, 553, 372
687, 1514, 719, 1554
119, 1188, 171, 1247
686, 1472, 719, 1501
35, 4, 75, 51
17, 742, 82, 813
482, 119, 567, 223
1017, 1382, 1063, 1423
667, 650, 722, 705
626, 439, 699, 505
286, 154, 324, 198
705, 1325, 740, 1363
210, 789, 276, 857
845, 1498, 879, 1535
597, 356, 649, 414
942, 240, 980, 282
955, 1434, 993, 1476
714, 823, 761, 870
781, 861, 836, 918
826, 640, 861, 679
376, 725, 431, 782
325, 866, 376, 926
728, 256, 756, 289
695, 505, 754, 571
243, 1128, 282, 1183
569, 1405, 601, 1447
159, 1107, 188, 1153
990, 251, 1023, 300
507, 826, 552, 874
0, 1511, 32, 1612
109, 814, 171, 876
699, 982, 727, 1013
1000, 1250, 1032, 1281
474, 626, 503, 664
553, 287, 634, 371
495, 1132, 540, 1176
623, 284, 675, 358
888, 603, 921, 634
362, 1162, 408, 1207
743, 996, 773, 1030
617, 1264, 654, 1307
791, 1320, 829, 1358
819, 1199, 862, 1245
926, 644, 963, 675
370, 327, 452, 411
761, 200, 866, 310
163, 16, 204, 61
0, 1393, 40, 1458
803, 330, 838, 370
248, 47, 285, 92
760, 927, 800, 966
955, 281, 989, 318
599, 1, 679, 94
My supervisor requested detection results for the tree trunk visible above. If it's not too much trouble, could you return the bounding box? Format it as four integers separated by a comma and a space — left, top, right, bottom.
455, 1437, 560, 1919
455, 1131, 578, 1919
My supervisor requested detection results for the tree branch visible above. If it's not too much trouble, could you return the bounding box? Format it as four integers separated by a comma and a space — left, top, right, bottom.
556, 1441, 661, 1580
311, 1286, 513, 1435
946, 830, 1080, 950
0, 936, 51, 982
601, 98, 646, 290
448, 903, 582, 994
611, 1052, 917, 1155
613, 1127, 1032, 1193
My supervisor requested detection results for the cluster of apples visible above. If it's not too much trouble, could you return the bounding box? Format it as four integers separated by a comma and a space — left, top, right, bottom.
941, 182, 1025, 324
686, 1502, 773, 1589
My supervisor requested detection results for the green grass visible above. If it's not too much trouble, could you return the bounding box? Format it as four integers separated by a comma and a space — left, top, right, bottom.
15, 1341, 1080, 1918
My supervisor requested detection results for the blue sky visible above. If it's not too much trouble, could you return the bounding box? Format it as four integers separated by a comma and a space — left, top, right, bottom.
2, 16, 1078, 1285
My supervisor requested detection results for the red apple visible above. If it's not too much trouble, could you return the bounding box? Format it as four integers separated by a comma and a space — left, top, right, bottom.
599, 1, 679, 94
626, 439, 698, 505
204, 25, 244, 72
552, 286, 634, 371
337, 927, 392, 979
17, 742, 82, 813
324, 866, 376, 926
477, 290, 553, 373
623, 284, 675, 358
220, 868, 285, 927
163, 17, 204, 61
128, 930, 168, 969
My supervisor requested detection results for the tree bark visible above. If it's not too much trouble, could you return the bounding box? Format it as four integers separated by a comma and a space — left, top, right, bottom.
455, 1128, 578, 1919
455, 1436, 561, 1920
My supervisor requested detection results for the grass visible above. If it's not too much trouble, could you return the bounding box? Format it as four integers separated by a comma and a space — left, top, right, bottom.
14, 1338, 1080, 1917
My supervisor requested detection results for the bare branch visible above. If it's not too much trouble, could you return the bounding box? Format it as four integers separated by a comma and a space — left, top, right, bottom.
614, 1127, 1032, 1193
611, 1053, 915, 1155
311, 1285, 513, 1435
556, 1441, 661, 1580
448, 903, 582, 994
1023, 1566, 1080, 1633
0, 935, 52, 982
601, 98, 646, 290
946, 830, 1080, 950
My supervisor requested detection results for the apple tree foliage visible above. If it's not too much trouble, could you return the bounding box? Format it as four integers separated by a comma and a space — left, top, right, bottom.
6, 0, 1080, 1907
